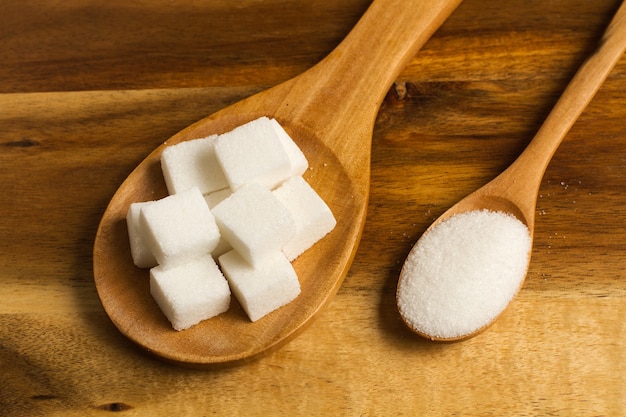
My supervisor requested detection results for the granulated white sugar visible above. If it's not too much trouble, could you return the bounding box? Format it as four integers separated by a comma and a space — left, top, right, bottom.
397, 209, 531, 339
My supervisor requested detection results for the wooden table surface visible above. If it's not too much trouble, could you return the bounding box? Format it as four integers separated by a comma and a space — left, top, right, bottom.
2, 0, 626, 415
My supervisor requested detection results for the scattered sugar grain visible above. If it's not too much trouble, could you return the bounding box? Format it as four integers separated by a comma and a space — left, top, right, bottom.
140, 186, 220, 268
218, 249, 300, 322
160, 135, 229, 194
273, 176, 336, 261
150, 255, 230, 331
397, 209, 531, 339
126, 201, 158, 268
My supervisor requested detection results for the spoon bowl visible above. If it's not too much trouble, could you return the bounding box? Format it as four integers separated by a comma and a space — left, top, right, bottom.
93, 0, 463, 366
94, 114, 358, 365
397, 0, 626, 342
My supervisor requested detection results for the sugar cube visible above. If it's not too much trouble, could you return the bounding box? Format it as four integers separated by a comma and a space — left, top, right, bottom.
213, 184, 296, 266
126, 201, 158, 268
150, 255, 230, 330
273, 176, 337, 261
214, 117, 291, 190
269, 118, 308, 177
140, 186, 220, 267
218, 250, 300, 322
125, 117, 339, 330
211, 183, 296, 267
161, 135, 229, 195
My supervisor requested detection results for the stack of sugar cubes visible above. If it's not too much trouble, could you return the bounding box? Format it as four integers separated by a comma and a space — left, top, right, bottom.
126, 117, 336, 330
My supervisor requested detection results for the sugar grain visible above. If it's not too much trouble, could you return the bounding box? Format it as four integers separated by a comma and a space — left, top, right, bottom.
397, 209, 531, 339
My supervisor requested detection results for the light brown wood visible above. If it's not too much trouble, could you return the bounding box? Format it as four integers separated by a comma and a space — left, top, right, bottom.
438, 0, 626, 230
3, 0, 626, 415
397, 0, 626, 342
398, 0, 626, 342
93, 0, 463, 366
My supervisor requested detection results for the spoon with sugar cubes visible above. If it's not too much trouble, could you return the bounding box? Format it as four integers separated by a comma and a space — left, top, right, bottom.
397, 0, 626, 342
93, 0, 463, 366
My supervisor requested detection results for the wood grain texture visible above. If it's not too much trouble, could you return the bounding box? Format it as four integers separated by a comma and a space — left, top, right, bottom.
2, 0, 626, 415
395, 0, 626, 341
91, 0, 463, 366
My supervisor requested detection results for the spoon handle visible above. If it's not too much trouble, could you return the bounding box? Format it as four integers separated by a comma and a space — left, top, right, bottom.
491, 0, 626, 223
269, 0, 463, 170
295, 0, 463, 116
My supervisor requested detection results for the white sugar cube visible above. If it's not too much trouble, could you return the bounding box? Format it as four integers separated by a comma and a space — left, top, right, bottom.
218, 250, 300, 322
211, 183, 296, 267
273, 176, 337, 261
270, 118, 308, 177
126, 201, 158, 268
161, 135, 229, 195
140, 186, 220, 267
215, 117, 291, 190
150, 255, 230, 331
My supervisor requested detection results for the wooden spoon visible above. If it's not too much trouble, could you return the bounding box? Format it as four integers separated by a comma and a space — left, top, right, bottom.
397, 0, 626, 341
93, 0, 463, 366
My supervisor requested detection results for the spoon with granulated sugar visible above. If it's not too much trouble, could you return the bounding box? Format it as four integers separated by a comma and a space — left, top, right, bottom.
93, 0, 462, 366
397, 1, 626, 342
